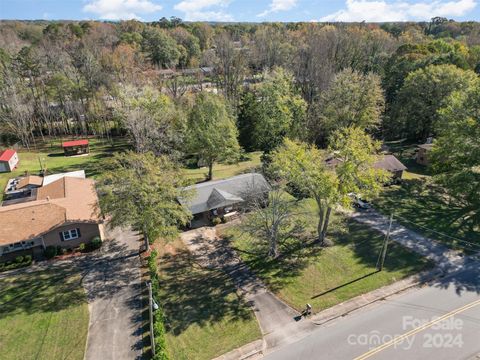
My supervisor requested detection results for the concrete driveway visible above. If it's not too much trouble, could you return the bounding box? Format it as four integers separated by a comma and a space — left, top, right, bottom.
82, 226, 143, 360
181, 227, 316, 353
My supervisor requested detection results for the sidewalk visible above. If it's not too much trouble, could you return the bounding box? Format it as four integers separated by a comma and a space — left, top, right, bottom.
348, 209, 468, 271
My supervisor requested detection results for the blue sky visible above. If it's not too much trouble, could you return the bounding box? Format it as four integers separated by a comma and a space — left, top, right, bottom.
1, 0, 479, 22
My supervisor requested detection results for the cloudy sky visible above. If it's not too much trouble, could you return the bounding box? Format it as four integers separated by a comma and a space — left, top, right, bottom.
0, 0, 478, 22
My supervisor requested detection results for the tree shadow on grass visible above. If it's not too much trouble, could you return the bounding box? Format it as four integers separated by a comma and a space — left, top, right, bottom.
376, 179, 479, 245
225, 230, 323, 294
0, 265, 86, 318
158, 248, 254, 336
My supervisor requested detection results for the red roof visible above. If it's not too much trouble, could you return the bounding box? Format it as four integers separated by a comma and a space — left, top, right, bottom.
0, 149, 16, 162
62, 139, 89, 147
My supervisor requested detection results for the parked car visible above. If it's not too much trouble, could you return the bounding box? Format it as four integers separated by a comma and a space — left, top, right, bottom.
348, 193, 371, 209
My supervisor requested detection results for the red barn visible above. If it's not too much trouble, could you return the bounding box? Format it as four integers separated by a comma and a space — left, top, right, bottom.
62, 139, 89, 156
0, 149, 19, 172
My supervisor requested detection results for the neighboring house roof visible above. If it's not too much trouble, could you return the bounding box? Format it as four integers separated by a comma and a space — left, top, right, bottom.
373, 155, 407, 172
17, 175, 43, 189
180, 173, 270, 215
42, 170, 86, 186
0, 149, 16, 162
418, 144, 434, 150
0, 177, 101, 245
326, 154, 407, 172
62, 139, 89, 147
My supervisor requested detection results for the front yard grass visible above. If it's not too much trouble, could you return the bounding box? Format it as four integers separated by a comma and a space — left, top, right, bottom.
0, 267, 89, 360
154, 238, 261, 360
221, 198, 433, 312
373, 179, 480, 249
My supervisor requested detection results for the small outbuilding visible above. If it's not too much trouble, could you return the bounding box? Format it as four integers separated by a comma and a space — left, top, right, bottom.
373, 155, 407, 181
62, 139, 89, 157
417, 143, 433, 166
0, 149, 19, 172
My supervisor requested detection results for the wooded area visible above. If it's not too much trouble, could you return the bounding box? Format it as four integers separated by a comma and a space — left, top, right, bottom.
0, 17, 478, 230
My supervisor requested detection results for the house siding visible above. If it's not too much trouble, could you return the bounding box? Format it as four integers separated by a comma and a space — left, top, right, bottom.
43, 222, 101, 249
417, 148, 430, 166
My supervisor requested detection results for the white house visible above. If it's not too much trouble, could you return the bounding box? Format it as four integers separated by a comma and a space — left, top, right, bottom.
0, 150, 19, 173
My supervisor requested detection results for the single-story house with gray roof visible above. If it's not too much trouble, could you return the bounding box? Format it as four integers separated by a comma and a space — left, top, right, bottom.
179, 173, 270, 226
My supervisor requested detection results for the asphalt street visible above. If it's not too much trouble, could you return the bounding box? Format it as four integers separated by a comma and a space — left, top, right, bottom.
264, 262, 480, 360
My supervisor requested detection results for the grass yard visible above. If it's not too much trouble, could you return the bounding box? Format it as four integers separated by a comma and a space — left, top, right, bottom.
221, 198, 432, 312
373, 179, 480, 249
154, 238, 261, 360
0, 137, 129, 192
0, 267, 89, 360
183, 152, 262, 183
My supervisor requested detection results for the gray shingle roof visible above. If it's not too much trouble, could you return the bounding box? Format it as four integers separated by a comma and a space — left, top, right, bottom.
373, 155, 407, 172
180, 173, 270, 215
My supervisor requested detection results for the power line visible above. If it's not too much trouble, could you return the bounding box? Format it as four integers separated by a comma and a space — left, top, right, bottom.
392, 213, 480, 250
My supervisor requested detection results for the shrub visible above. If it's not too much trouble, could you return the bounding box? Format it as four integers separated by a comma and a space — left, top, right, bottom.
79, 243, 86, 251
212, 217, 222, 226
57, 247, 66, 255
89, 237, 102, 250
15, 256, 24, 263
44, 245, 57, 259
24, 255, 32, 263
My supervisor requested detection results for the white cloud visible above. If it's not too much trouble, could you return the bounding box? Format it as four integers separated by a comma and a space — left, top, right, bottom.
83, 0, 162, 20
174, 0, 233, 21
258, 0, 298, 17
320, 0, 477, 22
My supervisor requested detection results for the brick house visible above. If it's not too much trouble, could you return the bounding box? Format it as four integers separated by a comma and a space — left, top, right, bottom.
0, 176, 103, 261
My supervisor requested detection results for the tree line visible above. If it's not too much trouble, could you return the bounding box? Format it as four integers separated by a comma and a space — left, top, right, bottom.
1, 18, 478, 243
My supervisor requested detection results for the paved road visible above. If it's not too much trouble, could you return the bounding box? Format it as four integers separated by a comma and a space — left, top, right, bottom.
264, 262, 480, 360
83, 227, 143, 360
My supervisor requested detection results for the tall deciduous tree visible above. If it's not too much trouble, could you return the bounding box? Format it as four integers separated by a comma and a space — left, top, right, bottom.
310, 68, 384, 146
430, 85, 480, 229
186, 92, 240, 180
270, 128, 389, 245
98, 151, 191, 249
142, 28, 180, 68
390, 64, 478, 141
238, 67, 306, 152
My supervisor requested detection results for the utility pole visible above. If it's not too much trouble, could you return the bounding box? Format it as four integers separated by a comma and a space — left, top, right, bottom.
378, 213, 393, 271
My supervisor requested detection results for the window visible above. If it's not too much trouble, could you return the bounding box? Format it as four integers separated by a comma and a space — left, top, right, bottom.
62, 229, 80, 241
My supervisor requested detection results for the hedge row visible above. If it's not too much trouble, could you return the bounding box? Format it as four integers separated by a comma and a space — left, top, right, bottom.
0, 255, 32, 272
147, 250, 170, 360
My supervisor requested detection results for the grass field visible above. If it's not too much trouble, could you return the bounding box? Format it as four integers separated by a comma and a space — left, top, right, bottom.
0, 137, 129, 192
221, 198, 432, 312
182, 152, 262, 183
0, 267, 89, 360
153, 238, 261, 360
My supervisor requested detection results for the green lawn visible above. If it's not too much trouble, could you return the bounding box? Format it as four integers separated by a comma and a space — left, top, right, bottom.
374, 179, 480, 249
182, 152, 262, 183
155, 239, 261, 360
0, 137, 129, 192
0, 267, 89, 360
221, 198, 432, 312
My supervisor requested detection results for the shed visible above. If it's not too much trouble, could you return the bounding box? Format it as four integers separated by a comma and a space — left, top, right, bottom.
0, 149, 19, 172
62, 139, 89, 156
373, 155, 407, 180
417, 143, 433, 166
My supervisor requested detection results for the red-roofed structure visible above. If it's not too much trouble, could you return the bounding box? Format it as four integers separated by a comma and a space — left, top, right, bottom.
62, 139, 89, 156
62, 139, 89, 147
0, 149, 19, 172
